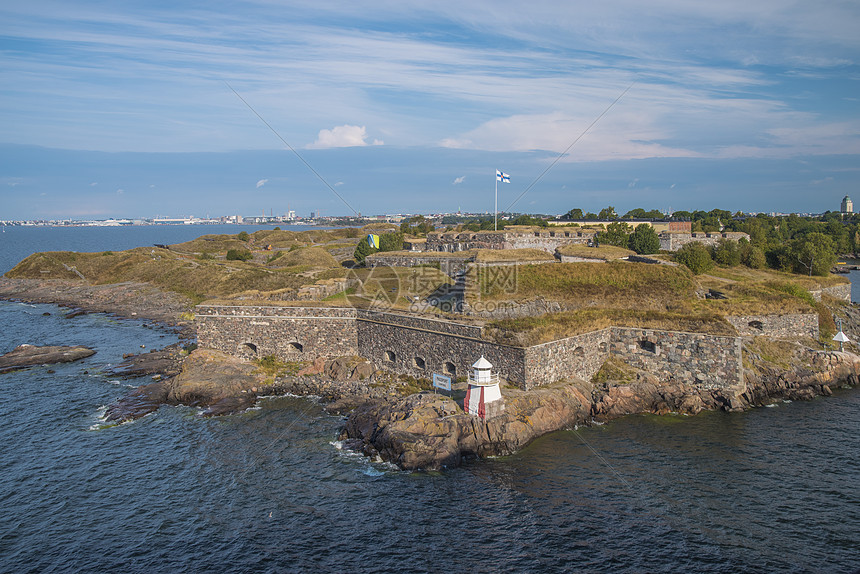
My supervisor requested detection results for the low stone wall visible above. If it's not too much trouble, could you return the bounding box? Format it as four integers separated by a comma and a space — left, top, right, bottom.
196, 305, 358, 360
810, 283, 852, 303
523, 329, 612, 389
611, 327, 743, 392
424, 230, 596, 254
659, 231, 750, 252
366, 254, 472, 276
726, 314, 819, 338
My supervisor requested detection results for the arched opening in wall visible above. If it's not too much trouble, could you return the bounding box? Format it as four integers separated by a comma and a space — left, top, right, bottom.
238, 342, 258, 359
573, 346, 585, 357
384, 350, 396, 363
444, 362, 456, 376
288, 341, 304, 353
599, 341, 608, 353
639, 340, 657, 353
413, 356, 426, 370
748, 321, 764, 331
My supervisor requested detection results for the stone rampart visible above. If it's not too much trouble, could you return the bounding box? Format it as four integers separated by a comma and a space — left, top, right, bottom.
197, 306, 816, 393
810, 283, 851, 303
610, 327, 743, 392
659, 231, 750, 252
424, 230, 596, 254
366, 253, 472, 276
196, 305, 358, 360
523, 329, 612, 389
356, 313, 526, 385
725, 314, 819, 338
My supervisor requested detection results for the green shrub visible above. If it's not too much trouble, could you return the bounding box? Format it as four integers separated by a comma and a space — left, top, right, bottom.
675, 243, 714, 274
226, 248, 253, 261
237, 231, 250, 241
629, 225, 660, 254
713, 239, 741, 266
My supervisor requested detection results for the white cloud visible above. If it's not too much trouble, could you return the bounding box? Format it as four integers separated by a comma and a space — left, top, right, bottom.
256, 178, 268, 188
453, 176, 466, 185
307, 125, 383, 149
116, 188, 124, 194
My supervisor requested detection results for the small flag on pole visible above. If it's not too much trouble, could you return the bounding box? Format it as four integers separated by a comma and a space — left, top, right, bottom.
496, 170, 510, 183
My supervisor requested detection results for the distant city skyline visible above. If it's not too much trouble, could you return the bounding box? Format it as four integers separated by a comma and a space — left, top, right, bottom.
2, 1, 859, 220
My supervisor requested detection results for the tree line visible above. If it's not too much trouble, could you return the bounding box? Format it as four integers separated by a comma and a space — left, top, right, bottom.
567, 206, 857, 276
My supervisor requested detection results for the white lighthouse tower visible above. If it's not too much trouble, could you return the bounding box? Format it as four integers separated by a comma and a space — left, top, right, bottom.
464, 356, 505, 420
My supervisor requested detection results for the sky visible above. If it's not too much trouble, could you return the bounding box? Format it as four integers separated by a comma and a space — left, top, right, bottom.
2, 0, 859, 220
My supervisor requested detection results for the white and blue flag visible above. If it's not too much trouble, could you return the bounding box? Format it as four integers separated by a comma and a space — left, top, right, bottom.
496, 170, 510, 183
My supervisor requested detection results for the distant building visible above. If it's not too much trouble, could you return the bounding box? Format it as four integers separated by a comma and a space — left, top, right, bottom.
841, 195, 853, 214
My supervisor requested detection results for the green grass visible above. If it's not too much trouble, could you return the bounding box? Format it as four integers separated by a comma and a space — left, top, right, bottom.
485, 308, 735, 346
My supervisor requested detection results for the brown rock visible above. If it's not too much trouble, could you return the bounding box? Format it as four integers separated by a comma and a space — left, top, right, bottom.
0, 344, 95, 373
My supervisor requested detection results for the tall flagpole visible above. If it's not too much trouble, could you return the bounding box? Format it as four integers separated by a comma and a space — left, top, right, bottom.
494, 170, 498, 231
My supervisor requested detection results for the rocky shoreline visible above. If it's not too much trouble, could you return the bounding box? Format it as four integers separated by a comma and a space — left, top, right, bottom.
3, 276, 860, 471
0, 278, 195, 336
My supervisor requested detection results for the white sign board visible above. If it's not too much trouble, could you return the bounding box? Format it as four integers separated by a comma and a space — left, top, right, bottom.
432, 374, 452, 391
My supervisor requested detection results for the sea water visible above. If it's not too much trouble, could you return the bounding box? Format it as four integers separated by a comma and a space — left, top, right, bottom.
0, 226, 858, 572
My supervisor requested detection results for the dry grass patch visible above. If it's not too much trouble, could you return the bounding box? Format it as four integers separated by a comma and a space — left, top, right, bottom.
267, 246, 340, 269
556, 244, 635, 261
474, 261, 697, 311
474, 248, 556, 262
344, 265, 455, 311
485, 308, 735, 346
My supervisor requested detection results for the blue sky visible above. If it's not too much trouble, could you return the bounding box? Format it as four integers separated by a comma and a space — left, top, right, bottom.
2, 1, 859, 219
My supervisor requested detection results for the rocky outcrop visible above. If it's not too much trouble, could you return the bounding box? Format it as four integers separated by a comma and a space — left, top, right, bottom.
340, 385, 591, 470
0, 344, 95, 374
105, 349, 267, 422
340, 348, 860, 470
740, 350, 860, 406
104, 350, 381, 422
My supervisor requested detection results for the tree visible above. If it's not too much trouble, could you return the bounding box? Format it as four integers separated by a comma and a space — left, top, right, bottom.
629, 224, 660, 254
712, 239, 741, 266
226, 248, 253, 261
237, 231, 250, 242
353, 236, 377, 264
599, 221, 631, 247
745, 245, 767, 269
565, 208, 584, 220
623, 208, 647, 220
510, 214, 548, 227
598, 206, 618, 220
379, 232, 404, 252
675, 243, 714, 274
791, 232, 836, 276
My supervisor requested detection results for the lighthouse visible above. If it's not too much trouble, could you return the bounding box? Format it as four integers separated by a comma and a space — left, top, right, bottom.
464, 356, 505, 420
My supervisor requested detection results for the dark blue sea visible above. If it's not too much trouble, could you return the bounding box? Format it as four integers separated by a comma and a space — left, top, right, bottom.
0, 225, 858, 573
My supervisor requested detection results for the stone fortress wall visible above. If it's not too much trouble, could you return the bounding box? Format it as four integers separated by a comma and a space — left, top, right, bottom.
659, 231, 750, 251
422, 228, 752, 255
197, 305, 819, 392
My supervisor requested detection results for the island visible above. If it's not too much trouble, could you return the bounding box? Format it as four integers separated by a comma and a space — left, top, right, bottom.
1, 220, 858, 470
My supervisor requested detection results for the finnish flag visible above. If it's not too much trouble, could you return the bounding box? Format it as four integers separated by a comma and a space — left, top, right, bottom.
496, 170, 510, 183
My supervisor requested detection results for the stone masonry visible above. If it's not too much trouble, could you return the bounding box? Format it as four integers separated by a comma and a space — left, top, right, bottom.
725, 314, 819, 338
196, 305, 816, 392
